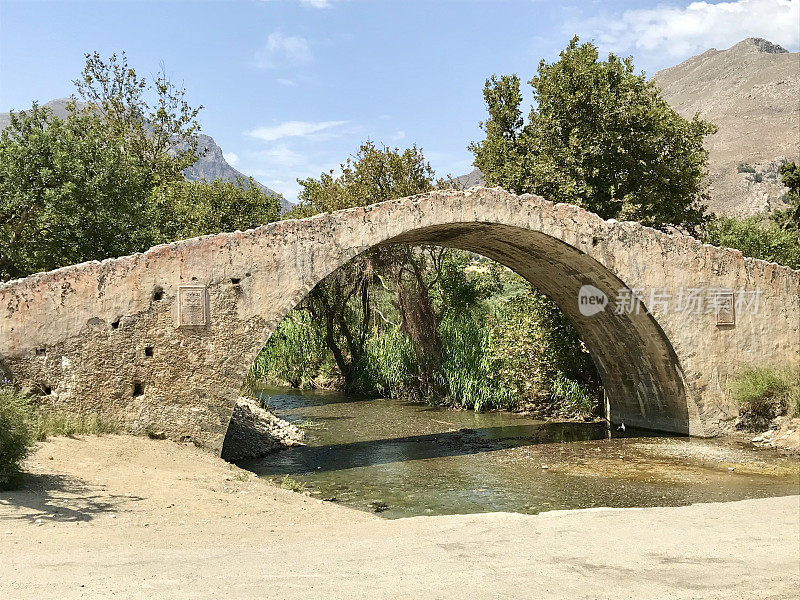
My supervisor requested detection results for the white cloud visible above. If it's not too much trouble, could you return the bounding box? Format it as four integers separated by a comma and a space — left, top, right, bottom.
276, 78, 296, 86
248, 144, 307, 168
392, 130, 406, 141
245, 120, 347, 142
253, 31, 312, 69
575, 0, 799, 59
222, 152, 239, 167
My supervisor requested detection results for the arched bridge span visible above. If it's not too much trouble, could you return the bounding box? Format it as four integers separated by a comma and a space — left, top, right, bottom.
1, 188, 797, 452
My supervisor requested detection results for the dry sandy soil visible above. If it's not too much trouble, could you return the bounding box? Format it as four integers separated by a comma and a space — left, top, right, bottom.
1, 435, 798, 600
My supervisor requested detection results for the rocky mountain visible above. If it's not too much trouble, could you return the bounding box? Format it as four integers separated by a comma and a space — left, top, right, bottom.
0, 97, 76, 130
652, 38, 800, 217
452, 167, 485, 189
0, 98, 293, 212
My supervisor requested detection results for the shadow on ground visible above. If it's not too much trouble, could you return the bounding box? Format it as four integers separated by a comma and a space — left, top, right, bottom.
0, 472, 144, 524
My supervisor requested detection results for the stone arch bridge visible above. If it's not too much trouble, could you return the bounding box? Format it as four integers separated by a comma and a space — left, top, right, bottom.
1, 188, 798, 453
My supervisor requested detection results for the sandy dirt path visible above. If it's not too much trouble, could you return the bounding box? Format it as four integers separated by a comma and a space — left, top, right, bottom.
1, 435, 798, 600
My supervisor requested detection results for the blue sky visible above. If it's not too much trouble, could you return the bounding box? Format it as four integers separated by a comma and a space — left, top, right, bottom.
1, 0, 798, 202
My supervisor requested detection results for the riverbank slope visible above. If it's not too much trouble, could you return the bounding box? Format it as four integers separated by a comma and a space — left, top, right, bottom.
1, 435, 798, 599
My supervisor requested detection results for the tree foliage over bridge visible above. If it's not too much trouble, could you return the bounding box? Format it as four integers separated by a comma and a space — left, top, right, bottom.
470, 36, 716, 233
0, 53, 279, 281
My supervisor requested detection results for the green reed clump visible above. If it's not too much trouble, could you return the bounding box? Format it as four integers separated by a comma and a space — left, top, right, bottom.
248, 311, 333, 390
549, 372, 597, 418
360, 327, 418, 398
438, 315, 516, 412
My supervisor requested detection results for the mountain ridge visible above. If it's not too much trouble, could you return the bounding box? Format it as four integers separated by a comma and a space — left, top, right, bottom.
4, 37, 797, 220
652, 37, 799, 217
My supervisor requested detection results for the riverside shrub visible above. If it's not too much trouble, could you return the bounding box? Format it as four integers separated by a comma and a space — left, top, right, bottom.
0, 385, 35, 490
730, 367, 800, 429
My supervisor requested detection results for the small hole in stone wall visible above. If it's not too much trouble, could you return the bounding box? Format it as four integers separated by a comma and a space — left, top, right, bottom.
153, 287, 164, 301
592, 236, 600, 247
39, 384, 52, 396
133, 382, 144, 397
191, 276, 198, 281
230, 277, 241, 285
111, 319, 120, 329
35, 348, 46, 356
144, 346, 154, 357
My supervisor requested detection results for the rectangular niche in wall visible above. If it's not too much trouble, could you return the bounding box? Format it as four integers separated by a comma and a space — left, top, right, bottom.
177, 284, 209, 327
715, 292, 735, 326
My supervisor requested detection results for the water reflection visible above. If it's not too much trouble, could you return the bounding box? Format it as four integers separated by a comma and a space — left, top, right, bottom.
238, 387, 800, 519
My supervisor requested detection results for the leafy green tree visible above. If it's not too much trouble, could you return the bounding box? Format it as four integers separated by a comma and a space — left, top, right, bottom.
74, 51, 202, 188
0, 386, 35, 490
704, 216, 800, 269
470, 36, 716, 233
0, 51, 283, 281
488, 279, 600, 416
293, 141, 435, 214
773, 161, 800, 233
152, 177, 280, 240
0, 103, 161, 279
0, 52, 202, 280
291, 142, 443, 394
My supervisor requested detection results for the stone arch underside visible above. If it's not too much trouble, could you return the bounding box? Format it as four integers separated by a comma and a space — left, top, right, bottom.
1, 188, 797, 454
242, 221, 693, 441
386, 223, 690, 434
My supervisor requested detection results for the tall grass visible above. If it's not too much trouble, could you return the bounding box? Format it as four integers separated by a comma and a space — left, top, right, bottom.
550, 372, 596, 418
358, 327, 417, 398
248, 311, 333, 391
438, 315, 516, 411
30, 408, 119, 440
729, 366, 800, 426
1, 384, 120, 489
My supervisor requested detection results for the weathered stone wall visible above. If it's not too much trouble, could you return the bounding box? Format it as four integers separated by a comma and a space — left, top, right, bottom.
1, 188, 798, 453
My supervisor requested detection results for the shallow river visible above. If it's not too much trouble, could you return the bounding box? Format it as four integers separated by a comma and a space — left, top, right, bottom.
238, 387, 800, 519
